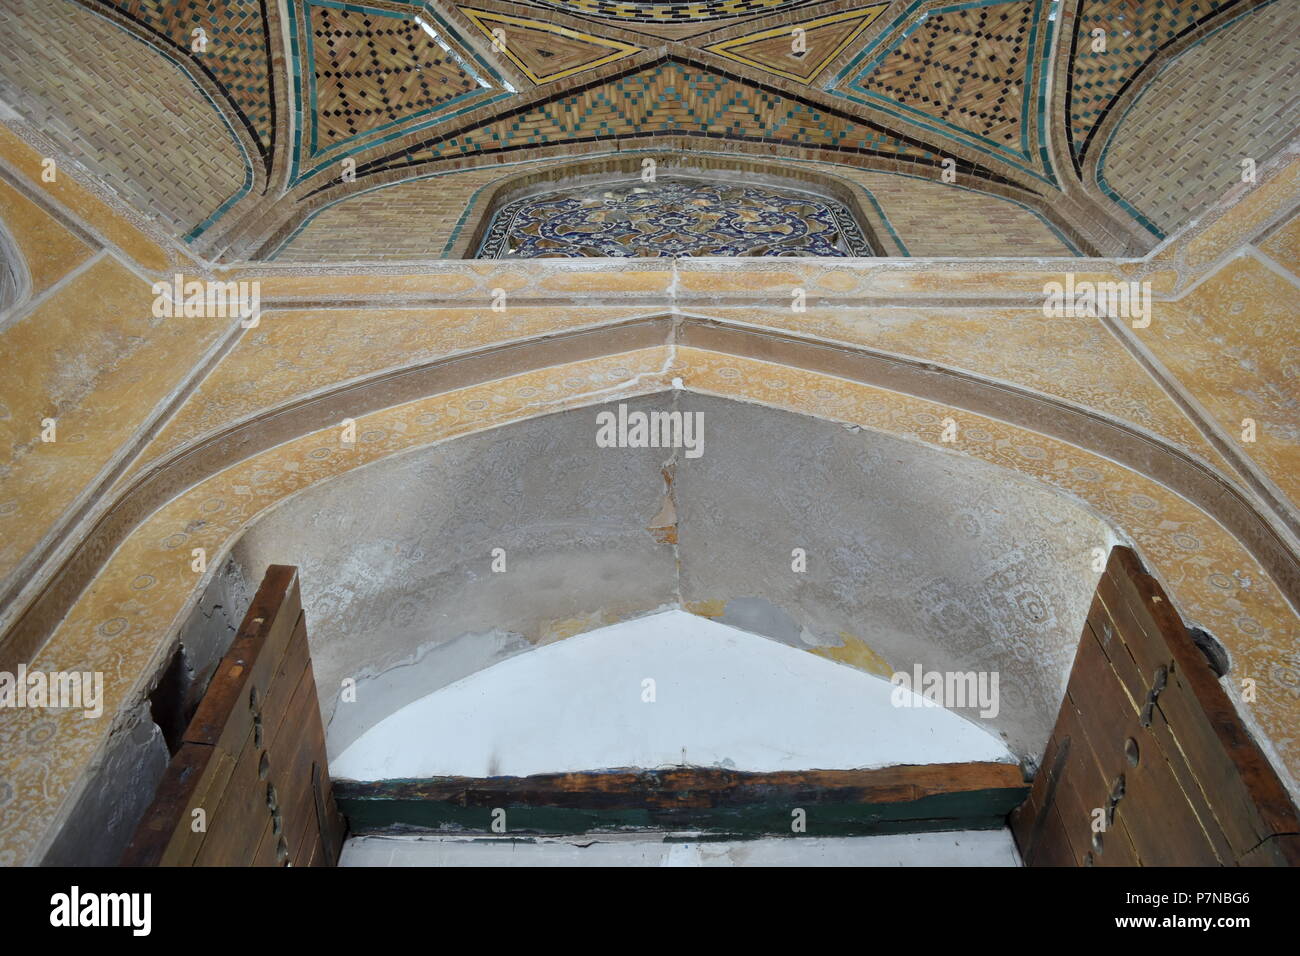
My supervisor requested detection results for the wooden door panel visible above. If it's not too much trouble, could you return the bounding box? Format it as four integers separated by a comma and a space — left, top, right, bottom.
1012, 547, 1298, 867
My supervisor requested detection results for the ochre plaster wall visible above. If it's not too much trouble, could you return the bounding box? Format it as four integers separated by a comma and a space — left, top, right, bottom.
0, 136, 1296, 866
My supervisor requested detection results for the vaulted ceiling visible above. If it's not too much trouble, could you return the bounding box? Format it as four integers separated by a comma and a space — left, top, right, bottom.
0, 0, 1294, 260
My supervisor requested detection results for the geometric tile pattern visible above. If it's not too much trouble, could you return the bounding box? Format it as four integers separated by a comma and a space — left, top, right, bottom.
0, 0, 251, 237
831, 0, 1057, 184
103, 0, 276, 164
309, 3, 480, 149
1098, 0, 1299, 237
856, 1, 1033, 147
476, 178, 874, 256
460, 9, 643, 84
1068, 0, 1231, 163
523, 0, 819, 23
704, 5, 889, 83
33, 0, 1278, 253
272, 165, 512, 260
387, 61, 921, 168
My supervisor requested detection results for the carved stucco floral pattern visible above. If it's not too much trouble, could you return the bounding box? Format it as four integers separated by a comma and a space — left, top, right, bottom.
1, 345, 1297, 862
1138, 256, 1300, 511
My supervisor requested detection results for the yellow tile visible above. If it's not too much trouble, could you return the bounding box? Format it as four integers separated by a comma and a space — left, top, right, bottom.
0, 176, 92, 297
1, 347, 1296, 867
121, 306, 648, 476
1138, 257, 1300, 509
1259, 210, 1300, 276
0, 259, 227, 583
0, 125, 175, 274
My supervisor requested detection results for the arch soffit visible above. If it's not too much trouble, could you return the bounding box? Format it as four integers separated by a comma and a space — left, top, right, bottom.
5, 334, 1300, 861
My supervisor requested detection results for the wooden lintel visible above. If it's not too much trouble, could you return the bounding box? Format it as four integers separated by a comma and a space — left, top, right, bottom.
335, 762, 1029, 837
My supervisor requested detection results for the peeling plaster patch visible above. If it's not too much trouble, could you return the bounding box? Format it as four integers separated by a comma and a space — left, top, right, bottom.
684, 599, 727, 618
647, 465, 678, 545
718, 596, 811, 647
814, 633, 894, 678
538, 601, 677, 645
170, 556, 254, 718
39, 702, 168, 866
675, 394, 1113, 759
542, 612, 611, 644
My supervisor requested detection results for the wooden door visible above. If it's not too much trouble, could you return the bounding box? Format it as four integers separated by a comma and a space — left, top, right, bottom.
123, 566, 346, 866
1011, 547, 1299, 866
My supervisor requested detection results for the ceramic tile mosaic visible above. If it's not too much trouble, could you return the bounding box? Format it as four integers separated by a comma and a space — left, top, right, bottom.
272, 150, 1077, 260
10, 0, 1279, 255
378, 59, 924, 169
0, 0, 252, 239
704, 6, 890, 83
525, 0, 822, 22
103, 0, 277, 165
476, 178, 874, 257
854, 1, 1032, 147
284, 0, 511, 186
1097, 1, 1298, 239
832, 0, 1057, 184
461, 9, 643, 85
309, 4, 479, 147
1068, 0, 1234, 165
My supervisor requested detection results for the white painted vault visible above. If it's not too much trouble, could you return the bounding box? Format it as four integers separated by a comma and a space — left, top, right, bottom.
332, 610, 1015, 780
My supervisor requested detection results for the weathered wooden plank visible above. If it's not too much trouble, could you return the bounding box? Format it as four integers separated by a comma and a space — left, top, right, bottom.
121, 743, 235, 867
1050, 621, 1141, 865
1238, 834, 1300, 867
198, 616, 315, 866
341, 761, 1025, 805
260, 612, 312, 744
123, 569, 299, 866
183, 566, 301, 754
1052, 696, 1140, 866
248, 815, 283, 867
193, 722, 270, 867
1018, 546, 1299, 867
1104, 549, 1300, 862
1030, 803, 1081, 867
312, 760, 346, 867
1085, 613, 1241, 861
1069, 628, 1217, 864
1074, 694, 1217, 865
124, 566, 346, 866
336, 762, 1028, 836
1009, 728, 1059, 857
1085, 597, 1147, 710
268, 663, 326, 864
1096, 559, 1173, 693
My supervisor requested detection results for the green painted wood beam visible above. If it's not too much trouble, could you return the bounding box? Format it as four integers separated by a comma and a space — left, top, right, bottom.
336, 763, 1029, 837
